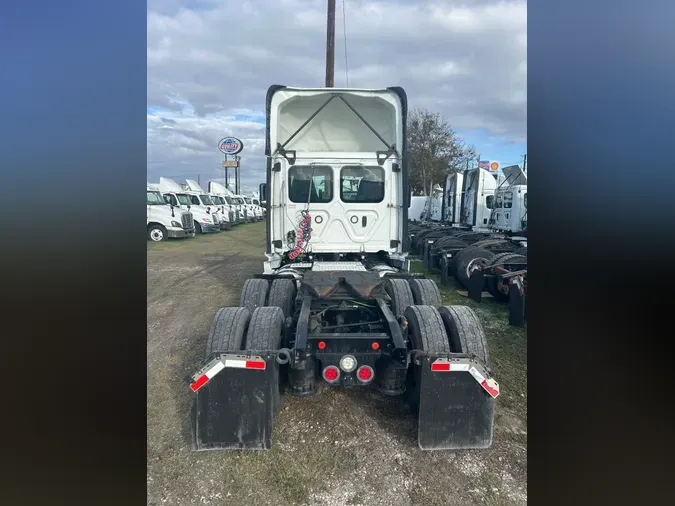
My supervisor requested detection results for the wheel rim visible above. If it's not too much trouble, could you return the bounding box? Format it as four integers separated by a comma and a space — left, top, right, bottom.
465, 257, 487, 279
150, 229, 164, 241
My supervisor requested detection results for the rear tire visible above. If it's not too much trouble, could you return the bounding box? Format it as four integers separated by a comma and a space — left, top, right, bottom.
404, 305, 450, 353
404, 305, 450, 413
437, 306, 490, 367
454, 247, 496, 288
409, 278, 442, 307
267, 278, 296, 319
245, 307, 286, 414
385, 278, 415, 318
205, 307, 250, 357
240, 279, 269, 314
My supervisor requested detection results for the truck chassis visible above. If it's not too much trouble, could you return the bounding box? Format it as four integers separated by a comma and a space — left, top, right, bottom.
188, 259, 500, 451
408, 223, 527, 326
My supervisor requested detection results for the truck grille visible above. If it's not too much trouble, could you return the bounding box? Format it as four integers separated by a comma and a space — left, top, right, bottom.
181, 212, 193, 229
212, 214, 218, 224
229, 211, 234, 222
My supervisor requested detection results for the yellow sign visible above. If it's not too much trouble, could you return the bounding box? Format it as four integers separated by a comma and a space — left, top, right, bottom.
222, 160, 238, 168
490, 161, 500, 172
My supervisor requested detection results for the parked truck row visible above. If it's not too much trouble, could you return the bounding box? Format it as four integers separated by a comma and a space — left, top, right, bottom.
409, 164, 528, 325
146, 177, 266, 242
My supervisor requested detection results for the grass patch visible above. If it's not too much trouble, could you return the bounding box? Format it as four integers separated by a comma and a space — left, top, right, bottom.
226, 438, 358, 504
148, 222, 267, 257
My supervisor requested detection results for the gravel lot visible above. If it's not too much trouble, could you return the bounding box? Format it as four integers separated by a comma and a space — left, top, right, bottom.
147, 222, 527, 506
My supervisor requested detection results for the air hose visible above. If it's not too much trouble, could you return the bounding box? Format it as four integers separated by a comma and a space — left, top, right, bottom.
288, 211, 312, 260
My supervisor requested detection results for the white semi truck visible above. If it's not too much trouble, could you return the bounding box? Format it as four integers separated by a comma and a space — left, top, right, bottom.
208, 181, 246, 224
241, 195, 263, 221
250, 194, 266, 218
158, 178, 221, 234
188, 85, 499, 452
146, 185, 195, 241
183, 179, 232, 231
409, 166, 527, 322
488, 164, 527, 235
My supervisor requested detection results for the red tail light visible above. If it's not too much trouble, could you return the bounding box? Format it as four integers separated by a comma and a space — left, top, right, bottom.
322, 365, 340, 383
356, 365, 374, 383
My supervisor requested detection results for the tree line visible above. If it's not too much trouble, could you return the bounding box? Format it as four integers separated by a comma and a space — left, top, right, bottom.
407, 108, 477, 196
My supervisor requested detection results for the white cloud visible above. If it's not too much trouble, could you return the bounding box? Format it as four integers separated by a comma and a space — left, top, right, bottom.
147, 0, 527, 193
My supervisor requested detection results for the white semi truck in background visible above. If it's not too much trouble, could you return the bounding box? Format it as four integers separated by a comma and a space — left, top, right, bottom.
157, 178, 221, 234
146, 185, 195, 241
241, 195, 263, 221
208, 181, 246, 224
488, 164, 527, 235
183, 179, 232, 231
408, 165, 527, 319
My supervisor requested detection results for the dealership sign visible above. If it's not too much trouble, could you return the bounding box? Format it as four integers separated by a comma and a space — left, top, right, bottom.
218, 137, 244, 155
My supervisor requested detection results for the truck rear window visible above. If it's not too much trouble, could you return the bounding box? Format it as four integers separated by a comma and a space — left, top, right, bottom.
288, 165, 333, 203
340, 165, 384, 203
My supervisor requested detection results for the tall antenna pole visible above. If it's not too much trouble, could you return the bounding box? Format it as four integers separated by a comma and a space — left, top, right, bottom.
325, 0, 336, 87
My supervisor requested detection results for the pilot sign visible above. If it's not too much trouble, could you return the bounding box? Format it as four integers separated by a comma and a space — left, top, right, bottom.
218, 137, 244, 155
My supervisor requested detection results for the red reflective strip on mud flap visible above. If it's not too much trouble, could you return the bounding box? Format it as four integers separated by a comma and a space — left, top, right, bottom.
190, 356, 266, 392
430, 359, 500, 399
189, 360, 225, 392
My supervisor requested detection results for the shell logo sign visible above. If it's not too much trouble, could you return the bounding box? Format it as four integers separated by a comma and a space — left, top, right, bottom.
489, 161, 500, 172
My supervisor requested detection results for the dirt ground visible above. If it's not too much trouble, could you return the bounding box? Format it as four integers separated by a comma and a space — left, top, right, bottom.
147, 222, 527, 506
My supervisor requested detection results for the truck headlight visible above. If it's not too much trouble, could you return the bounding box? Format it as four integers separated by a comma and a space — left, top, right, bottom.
171, 221, 181, 227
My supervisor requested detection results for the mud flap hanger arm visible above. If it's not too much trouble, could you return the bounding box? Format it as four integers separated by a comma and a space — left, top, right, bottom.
273, 93, 399, 166
407, 351, 501, 399
187, 349, 291, 392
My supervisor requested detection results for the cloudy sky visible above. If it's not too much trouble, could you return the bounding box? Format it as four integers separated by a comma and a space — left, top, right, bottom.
147, 0, 526, 194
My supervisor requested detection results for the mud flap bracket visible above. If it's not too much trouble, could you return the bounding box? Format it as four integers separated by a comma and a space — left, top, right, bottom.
417, 355, 498, 450
190, 352, 279, 451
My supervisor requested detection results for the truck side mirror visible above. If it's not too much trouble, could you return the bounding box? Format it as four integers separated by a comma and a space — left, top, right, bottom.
407, 182, 412, 208
259, 183, 267, 202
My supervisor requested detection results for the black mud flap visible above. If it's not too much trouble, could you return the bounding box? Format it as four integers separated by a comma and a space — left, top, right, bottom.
191, 352, 278, 451
417, 356, 497, 450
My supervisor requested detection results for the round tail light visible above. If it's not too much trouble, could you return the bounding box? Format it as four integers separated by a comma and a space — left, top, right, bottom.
322, 365, 340, 383
357, 365, 374, 383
